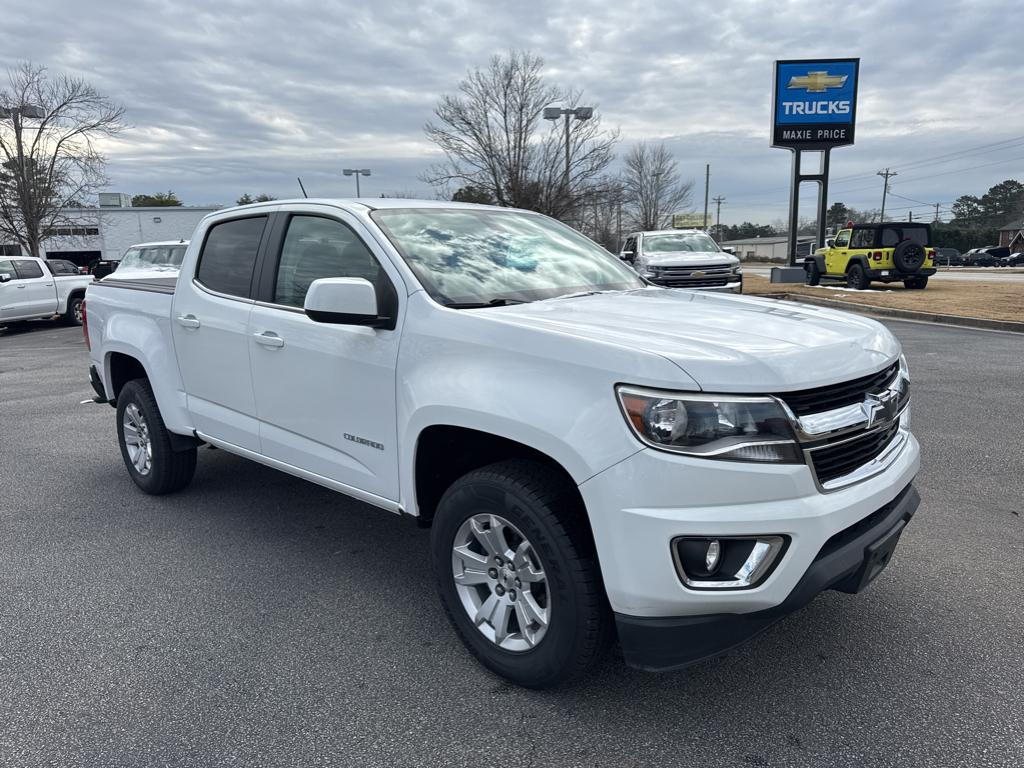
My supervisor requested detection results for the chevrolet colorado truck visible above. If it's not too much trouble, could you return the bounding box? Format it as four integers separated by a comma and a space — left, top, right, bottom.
0, 255, 93, 326
619, 229, 742, 292
83, 199, 920, 687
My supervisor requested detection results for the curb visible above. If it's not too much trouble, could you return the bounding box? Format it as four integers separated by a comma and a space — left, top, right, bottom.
758, 293, 1024, 334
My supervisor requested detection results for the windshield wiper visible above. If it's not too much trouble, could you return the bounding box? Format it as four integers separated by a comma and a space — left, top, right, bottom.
442, 298, 529, 309
546, 289, 618, 301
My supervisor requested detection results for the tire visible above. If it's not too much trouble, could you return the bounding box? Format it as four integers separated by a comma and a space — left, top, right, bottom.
904, 276, 929, 290
62, 294, 84, 326
892, 240, 925, 273
805, 261, 821, 286
846, 263, 870, 290
431, 459, 612, 688
116, 378, 197, 495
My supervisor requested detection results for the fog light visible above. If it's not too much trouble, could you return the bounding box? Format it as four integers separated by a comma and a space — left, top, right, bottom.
673, 536, 787, 589
705, 540, 721, 572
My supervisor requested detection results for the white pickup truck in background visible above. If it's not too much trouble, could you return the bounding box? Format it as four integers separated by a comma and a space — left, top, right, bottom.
0, 255, 93, 326
83, 199, 920, 688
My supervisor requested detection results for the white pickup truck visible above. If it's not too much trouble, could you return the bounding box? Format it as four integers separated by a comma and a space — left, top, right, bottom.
0, 256, 93, 326
83, 199, 920, 687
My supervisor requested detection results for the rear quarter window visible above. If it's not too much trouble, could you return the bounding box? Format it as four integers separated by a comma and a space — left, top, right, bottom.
195, 217, 267, 297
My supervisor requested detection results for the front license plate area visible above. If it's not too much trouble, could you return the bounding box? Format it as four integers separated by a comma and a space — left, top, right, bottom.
852, 520, 906, 592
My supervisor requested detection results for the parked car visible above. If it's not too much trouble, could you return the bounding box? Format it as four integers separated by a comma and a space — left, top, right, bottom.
0, 255, 93, 326
619, 229, 742, 292
963, 248, 998, 267
1008, 252, 1024, 266
804, 222, 936, 289
89, 256, 120, 279
84, 199, 919, 688
933, 247, 965, 267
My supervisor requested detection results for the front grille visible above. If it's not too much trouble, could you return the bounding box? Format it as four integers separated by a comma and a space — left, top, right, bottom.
807, 420, 901, 485
649, 265, 734, 288
779, 362, 899, 417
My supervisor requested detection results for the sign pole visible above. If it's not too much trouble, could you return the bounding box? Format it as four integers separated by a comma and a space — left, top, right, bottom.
816, 148, 831, 255
787, 150, 800, 267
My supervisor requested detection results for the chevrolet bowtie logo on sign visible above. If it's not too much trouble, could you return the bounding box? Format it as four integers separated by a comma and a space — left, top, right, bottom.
787, 71, 848, 93
772, 58, 859, 149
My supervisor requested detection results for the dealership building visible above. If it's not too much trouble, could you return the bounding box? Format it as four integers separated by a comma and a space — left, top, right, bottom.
1, 194, 219, 268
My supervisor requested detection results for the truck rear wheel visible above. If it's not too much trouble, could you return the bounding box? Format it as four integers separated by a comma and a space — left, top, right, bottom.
62, 295, 84, 326
116, 379, 196, 495
846, 263, 870, 290
430, 459, 612, 688
904, 276, 929, 289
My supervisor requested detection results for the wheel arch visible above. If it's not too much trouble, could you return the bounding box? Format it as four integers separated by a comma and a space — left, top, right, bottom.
413, 424, 589, 528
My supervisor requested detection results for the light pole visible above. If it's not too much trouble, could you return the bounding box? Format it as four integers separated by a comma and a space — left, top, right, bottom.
543, 106, 593, 206
342, 168, 371, 197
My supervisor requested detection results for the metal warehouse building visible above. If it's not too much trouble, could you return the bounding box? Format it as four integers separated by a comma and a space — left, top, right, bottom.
720, 235, 816, 262
1, 194, 219, 269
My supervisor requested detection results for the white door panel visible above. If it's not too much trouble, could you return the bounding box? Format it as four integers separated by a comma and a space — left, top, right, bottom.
249, 304, 400, 499
172, 286, 260, 451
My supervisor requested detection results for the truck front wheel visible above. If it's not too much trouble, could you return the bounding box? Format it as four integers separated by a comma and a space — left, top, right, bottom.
430, 460, 612, 688
116, 379, 197, 495
805, 261, 821, 286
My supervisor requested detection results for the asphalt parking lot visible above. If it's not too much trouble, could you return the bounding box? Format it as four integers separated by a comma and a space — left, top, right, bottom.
1, 319, 1022, 768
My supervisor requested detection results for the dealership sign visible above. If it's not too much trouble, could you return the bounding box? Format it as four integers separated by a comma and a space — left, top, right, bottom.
772, 58, 859, 148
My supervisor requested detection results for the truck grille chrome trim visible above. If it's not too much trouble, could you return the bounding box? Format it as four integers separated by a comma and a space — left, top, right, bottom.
770, 358, 910, 491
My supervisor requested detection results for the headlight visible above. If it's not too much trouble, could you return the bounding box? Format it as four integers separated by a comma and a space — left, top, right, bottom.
617, 387, 801, 463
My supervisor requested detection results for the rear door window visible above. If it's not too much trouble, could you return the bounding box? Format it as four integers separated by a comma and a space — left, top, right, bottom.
850, 229, 875, 249
196, 217, 268, 298
13, 259, 44, 279
0, 258, 15, 279
881, 227, 928, 247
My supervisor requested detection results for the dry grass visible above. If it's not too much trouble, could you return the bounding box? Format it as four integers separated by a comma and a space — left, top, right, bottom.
744, 274, 1024, 323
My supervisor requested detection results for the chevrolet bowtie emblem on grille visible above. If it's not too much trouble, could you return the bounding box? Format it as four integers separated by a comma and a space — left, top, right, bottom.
862, 390, 899, 428
787, 71, 848, 93
691, 270, 706, 278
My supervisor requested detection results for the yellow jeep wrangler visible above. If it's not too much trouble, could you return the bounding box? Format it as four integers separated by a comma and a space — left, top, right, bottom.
804, 222, 936, 290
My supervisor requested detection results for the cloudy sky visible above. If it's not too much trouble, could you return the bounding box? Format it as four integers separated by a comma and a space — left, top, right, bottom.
1, 0, 1021, 225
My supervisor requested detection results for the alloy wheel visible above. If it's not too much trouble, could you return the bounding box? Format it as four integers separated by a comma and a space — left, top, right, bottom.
451, 513, 550, 652
122, 402, 153, 476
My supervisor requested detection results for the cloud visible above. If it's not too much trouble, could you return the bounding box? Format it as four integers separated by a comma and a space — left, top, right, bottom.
1, 0, 1020, 221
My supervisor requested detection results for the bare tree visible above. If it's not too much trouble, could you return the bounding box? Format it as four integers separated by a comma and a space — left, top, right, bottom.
621, 142, 693, 231
0, 62, 125, 256
422, 51, 618, 220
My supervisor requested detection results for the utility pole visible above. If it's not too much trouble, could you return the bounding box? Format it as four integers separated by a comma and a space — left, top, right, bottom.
713, 195, 725, 240
877, 168, 896, 222
703, 164, 710, 229
934, 202, 941, 223
908, 210, 913, 222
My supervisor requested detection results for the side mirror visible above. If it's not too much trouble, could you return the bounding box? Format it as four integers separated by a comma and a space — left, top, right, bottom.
825, 238, 835, 248
619, 250, 635, 262
0, 272, 12, 283
304, 277, 387, 327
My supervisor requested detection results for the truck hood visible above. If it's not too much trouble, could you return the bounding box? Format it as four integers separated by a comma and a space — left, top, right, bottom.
483, 289, 899, 392
643, 251, 738, 268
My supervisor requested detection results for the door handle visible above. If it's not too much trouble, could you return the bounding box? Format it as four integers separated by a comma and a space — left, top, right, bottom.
44, 282, 53, 287
16, 284, 26, 289
177, 314, 201, 329
253, 331, 284, 348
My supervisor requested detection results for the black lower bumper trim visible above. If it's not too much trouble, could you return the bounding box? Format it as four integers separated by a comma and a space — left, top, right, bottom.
88, 364, 110, 404
615, 483, 920, 672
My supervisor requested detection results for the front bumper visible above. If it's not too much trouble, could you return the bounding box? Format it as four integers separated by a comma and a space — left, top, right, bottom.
615, 484, 918, 671
647, 274, 743, 293
578, 424, 920, 670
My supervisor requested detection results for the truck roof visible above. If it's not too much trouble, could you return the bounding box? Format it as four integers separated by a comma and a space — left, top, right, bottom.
210, 198, 509, 216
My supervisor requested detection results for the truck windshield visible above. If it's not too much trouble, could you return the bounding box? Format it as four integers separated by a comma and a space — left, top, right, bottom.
371, 209, 643, 306
643, 233, 720, 254
117, 245, 187, 273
